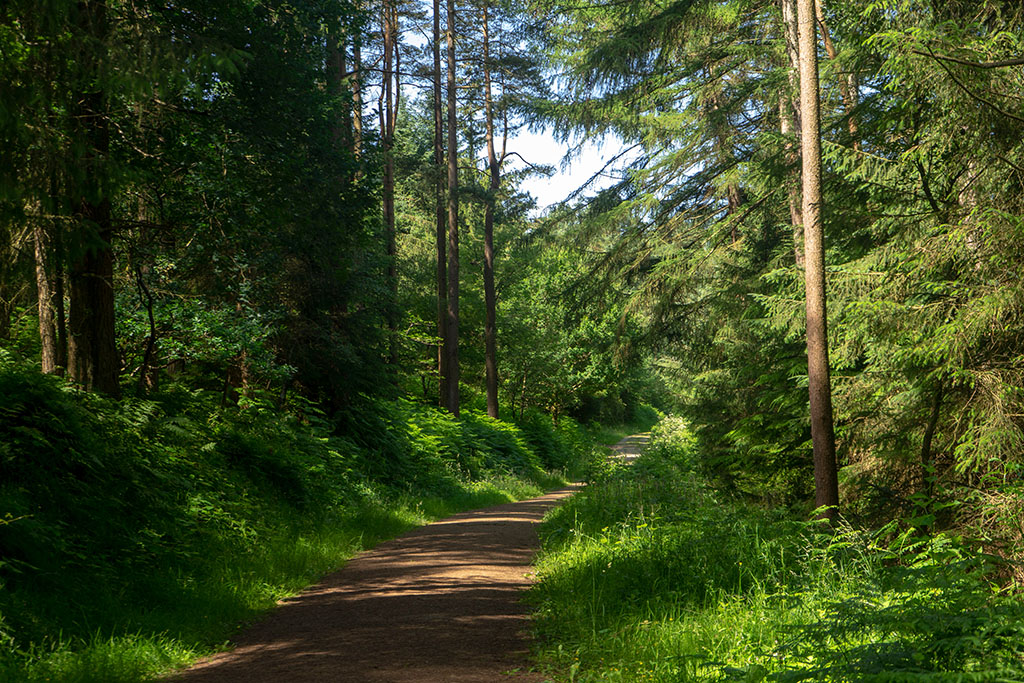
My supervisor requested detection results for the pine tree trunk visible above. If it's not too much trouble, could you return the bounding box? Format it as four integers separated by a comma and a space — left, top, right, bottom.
781, 0, 805, 267
482, 2, 500, 419
327, 29, 350, 148
68, 0, 119, 397
381, 0, 399, 370
433, 0, 448, 407
353, 32, 363, 158
444, 0, 460, 417
35, 220, 63, 375
797, 0, 838, 520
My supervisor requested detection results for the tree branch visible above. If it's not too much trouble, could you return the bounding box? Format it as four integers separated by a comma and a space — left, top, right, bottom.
912, 50, 1024, 69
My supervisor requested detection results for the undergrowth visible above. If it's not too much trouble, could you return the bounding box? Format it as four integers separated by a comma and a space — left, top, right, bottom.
530, 417, 1024, 682
0, 354, 593, 682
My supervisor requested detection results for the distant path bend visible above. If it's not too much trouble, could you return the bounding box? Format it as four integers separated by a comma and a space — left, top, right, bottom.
609, 432, 650, 464
172, 486, 578, 683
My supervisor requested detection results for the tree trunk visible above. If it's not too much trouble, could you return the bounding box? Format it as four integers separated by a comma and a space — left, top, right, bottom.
482, 2, 500, 419
353, 30, 363, 158
781, 0, 805, 267
380, 0, 399, 370
327, 28, 351, 148
444, 0, 460, 417
920, 379, 944, 498
68, 0, 119, 397
797, 0, 838, 520
35, 220, 63, 375
68, 196, 119, 396
433, 0, 448, 407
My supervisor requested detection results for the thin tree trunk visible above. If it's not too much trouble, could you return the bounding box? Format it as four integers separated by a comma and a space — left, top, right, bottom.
797, 0, 838, 521
327, 28, 351, 148
67, 0, 119, 397
920, 379, 944, 498
353, 30, 363, 157
781, 0, 805, 267
482, 2, 500, 419
35, 219, 62, 375
380, 0, 399, 370
433, 0, 448, 407
444, 0, 460, 417
136, 264, 157, 393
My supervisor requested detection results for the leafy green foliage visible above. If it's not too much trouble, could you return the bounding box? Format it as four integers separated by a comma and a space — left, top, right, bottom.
0, 353, 589, 681
530, 419, 1024, 682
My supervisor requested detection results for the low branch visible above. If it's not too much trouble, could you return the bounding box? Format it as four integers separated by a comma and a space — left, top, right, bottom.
912, 50, 1024, 69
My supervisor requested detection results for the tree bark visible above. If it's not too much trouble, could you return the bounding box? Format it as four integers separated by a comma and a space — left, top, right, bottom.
352, 28, 363, 158
433, 0, 448, 407
380, 0, 399, 370
327, 28, 351, 148
35, 219, 63, 375
781, 0, 805, 267
797, 0, 838, 520
920, 379, 944, 498
482, 2, 500, 419
444, 0, 460, 417
67, 0, 119, 397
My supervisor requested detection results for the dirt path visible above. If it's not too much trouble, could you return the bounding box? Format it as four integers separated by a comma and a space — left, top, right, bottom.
171, 436, 649, 683
609, 432, 649, 465
171, 487, 578, 683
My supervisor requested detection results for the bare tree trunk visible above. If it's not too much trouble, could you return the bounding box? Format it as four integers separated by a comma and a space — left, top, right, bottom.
35, 219, 63, 375
327, 28, 351, 148
482, 2, 500, 419
67, 0, 119, 397
797, 0, 838, 521
444, 0, 460, 417
781, 0, 805, 267
433, 0, 448, 407
353, 29, 363, 158
380, 0, 399, 370
136, 264, 157, 393
68, 196, 119, 396
920, 380, 944, 498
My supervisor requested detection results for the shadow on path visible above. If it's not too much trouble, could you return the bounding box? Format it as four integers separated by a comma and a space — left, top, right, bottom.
170, 488, 578, 683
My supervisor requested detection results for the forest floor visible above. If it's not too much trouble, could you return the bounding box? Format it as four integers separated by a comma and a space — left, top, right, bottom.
168, 435, 647, 683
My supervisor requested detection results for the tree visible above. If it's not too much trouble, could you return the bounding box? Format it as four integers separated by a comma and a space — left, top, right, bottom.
444, 0, 461, 416
797, 0, 839, 520
481, 0, 500, 418
433, 0, 449, 406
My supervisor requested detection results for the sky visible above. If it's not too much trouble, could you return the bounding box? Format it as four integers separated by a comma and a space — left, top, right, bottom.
505, 127, 626, 215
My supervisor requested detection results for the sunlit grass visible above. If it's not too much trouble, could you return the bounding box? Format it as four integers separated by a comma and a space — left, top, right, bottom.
529, 418, 1024, 682
0, 472, 561, 683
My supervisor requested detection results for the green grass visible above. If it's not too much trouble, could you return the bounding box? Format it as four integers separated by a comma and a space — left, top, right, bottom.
0, 357, 584, 683
0, 473, 557, 683
585, 404, 663, 449
529, 418, 1024, 682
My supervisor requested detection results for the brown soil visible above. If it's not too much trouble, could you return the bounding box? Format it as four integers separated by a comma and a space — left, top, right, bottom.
170, 487, 578, 683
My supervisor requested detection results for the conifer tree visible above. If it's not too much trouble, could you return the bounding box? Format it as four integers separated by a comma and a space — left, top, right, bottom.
797, 0, 839, 520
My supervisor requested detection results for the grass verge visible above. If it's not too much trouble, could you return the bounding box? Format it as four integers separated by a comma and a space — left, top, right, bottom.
529, 417, 1024, 682
0, 358, 586, 682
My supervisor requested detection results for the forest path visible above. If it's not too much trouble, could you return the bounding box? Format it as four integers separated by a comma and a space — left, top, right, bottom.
609, 432, 650, 465
171, 434, 648, 683
170, 488, 577, 683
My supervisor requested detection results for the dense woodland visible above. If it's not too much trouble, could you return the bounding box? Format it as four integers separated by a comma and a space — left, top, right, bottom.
2, 0, 1024, 680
